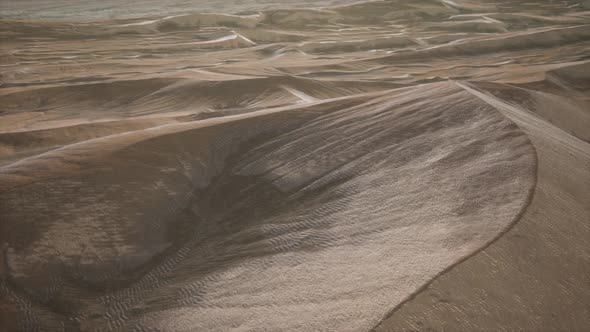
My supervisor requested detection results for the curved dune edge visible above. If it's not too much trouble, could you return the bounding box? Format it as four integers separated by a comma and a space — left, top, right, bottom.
375, 82, 590, 331
370, 82, 540, 330
1, 81, 537, 331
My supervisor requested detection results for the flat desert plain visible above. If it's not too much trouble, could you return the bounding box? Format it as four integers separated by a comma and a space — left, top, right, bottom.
0, 0, 589, 331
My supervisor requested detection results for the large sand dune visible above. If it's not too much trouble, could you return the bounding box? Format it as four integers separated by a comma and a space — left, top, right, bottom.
1, 0, 589, 331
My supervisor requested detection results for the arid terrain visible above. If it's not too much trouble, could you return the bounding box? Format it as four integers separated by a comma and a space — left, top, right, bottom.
1, 0, 589, 331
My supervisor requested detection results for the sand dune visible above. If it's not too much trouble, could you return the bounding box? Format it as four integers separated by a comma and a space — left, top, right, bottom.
0, 82, 536, 331
377, 78, 590, 332
1, 0, 589, 331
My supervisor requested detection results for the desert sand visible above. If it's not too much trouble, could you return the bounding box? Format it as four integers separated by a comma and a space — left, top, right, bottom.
0, 0, 589, 331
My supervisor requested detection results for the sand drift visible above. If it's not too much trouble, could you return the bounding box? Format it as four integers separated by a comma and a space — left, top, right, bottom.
0, 0, 589, 331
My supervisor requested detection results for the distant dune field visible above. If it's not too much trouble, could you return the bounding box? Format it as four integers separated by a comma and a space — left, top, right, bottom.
1, 0, 589, 331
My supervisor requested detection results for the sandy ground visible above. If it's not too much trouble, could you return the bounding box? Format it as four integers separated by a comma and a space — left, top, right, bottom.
1, 0, 589, 331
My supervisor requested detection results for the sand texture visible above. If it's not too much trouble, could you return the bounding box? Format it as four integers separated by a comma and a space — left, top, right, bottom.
0, 0, 589, 331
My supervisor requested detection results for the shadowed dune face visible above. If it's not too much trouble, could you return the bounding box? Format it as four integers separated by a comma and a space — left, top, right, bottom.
0, 0, 588, 331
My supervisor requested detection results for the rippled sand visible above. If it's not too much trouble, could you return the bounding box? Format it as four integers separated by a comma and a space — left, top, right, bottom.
1, 0, 589, 331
